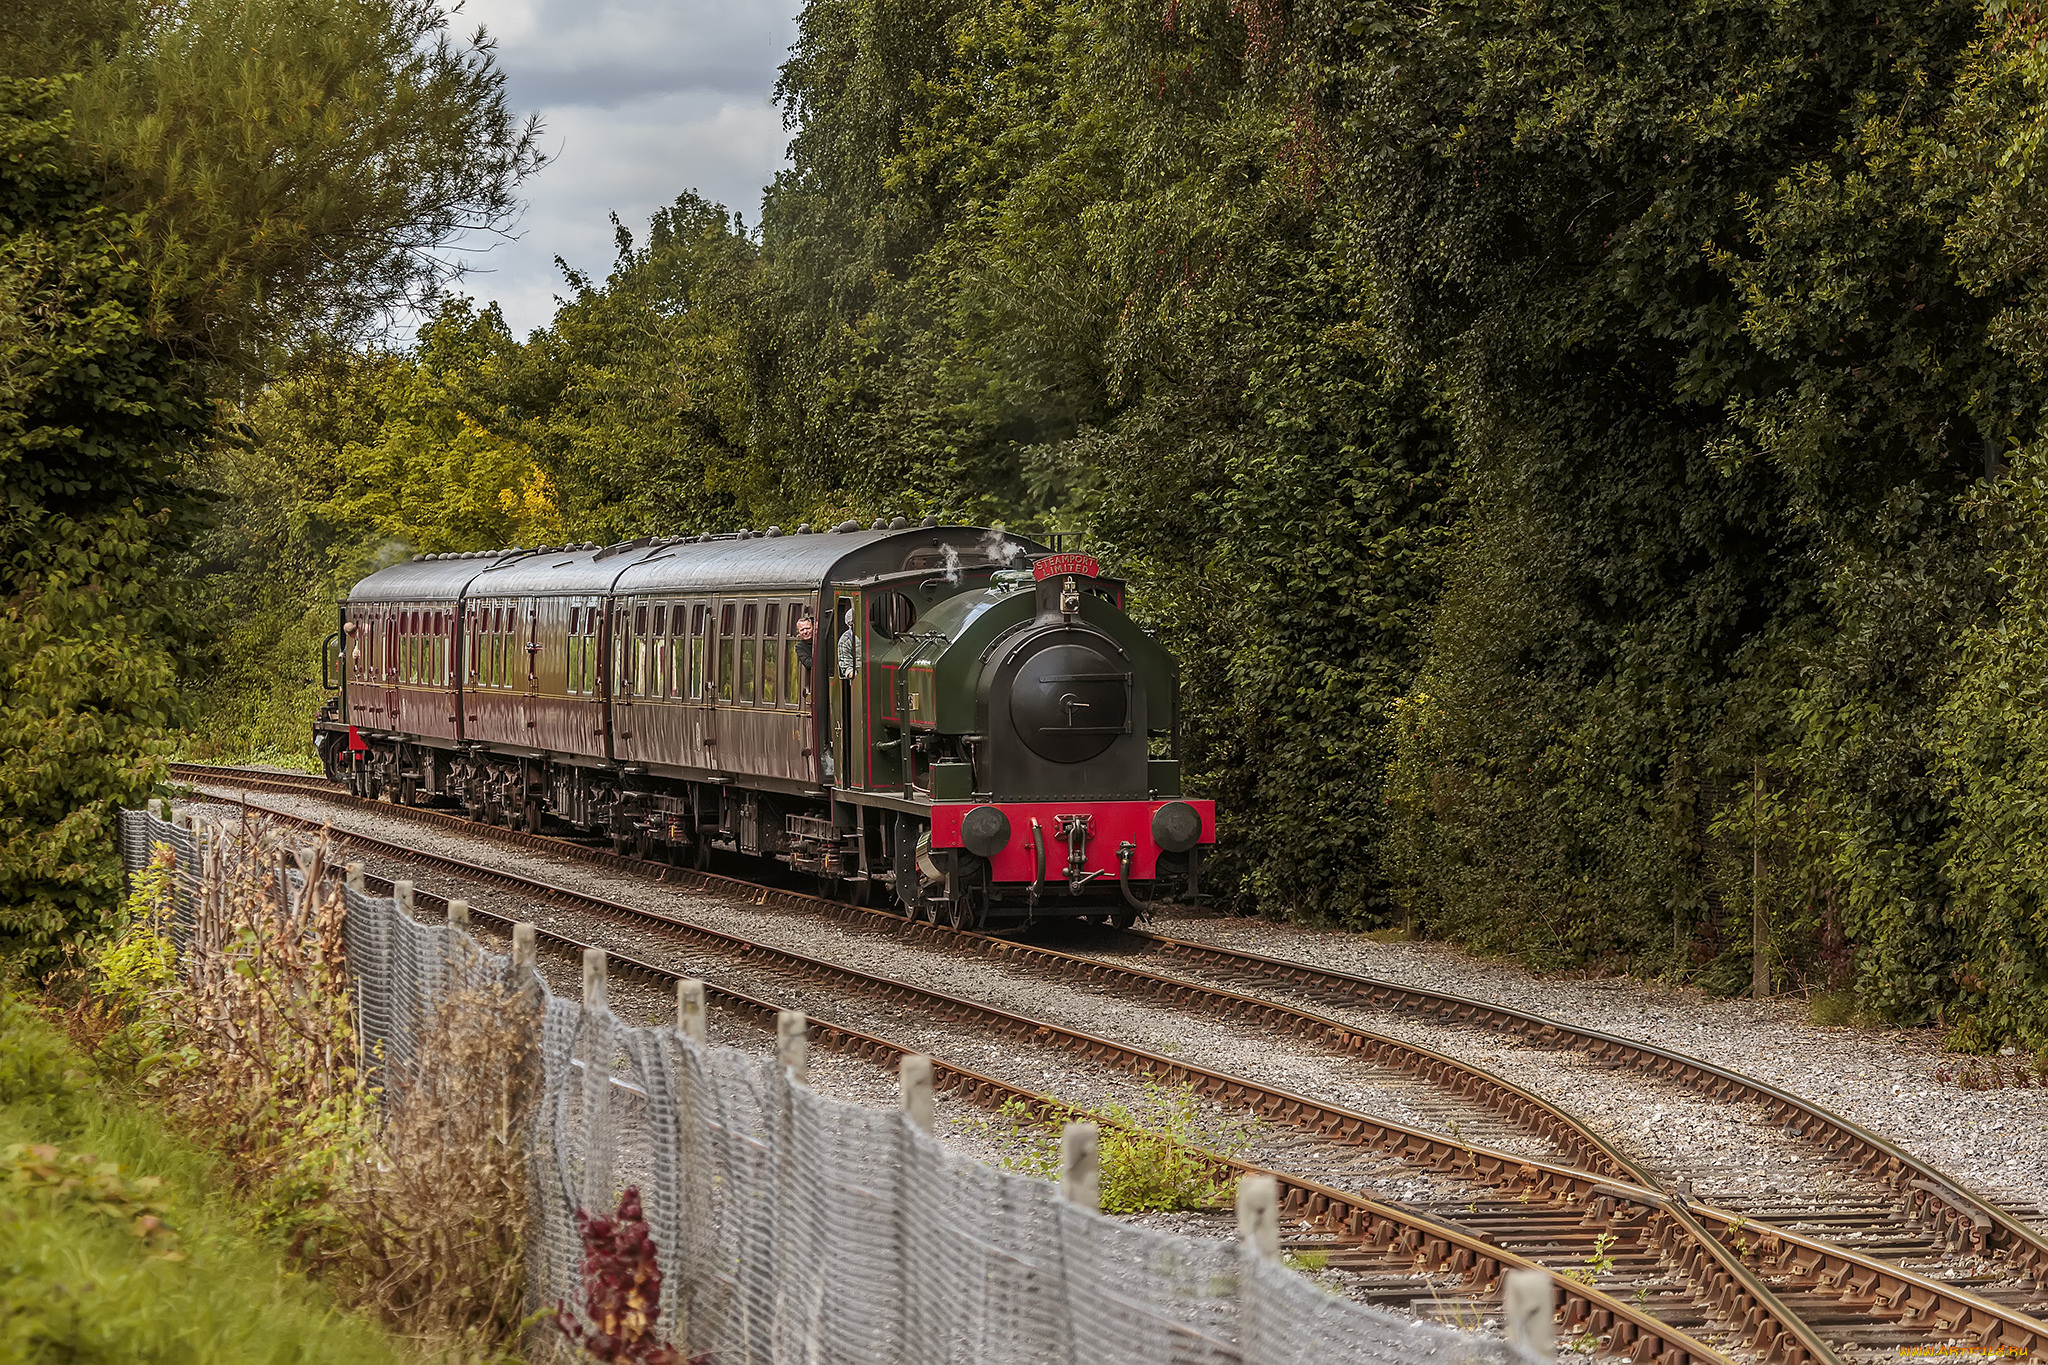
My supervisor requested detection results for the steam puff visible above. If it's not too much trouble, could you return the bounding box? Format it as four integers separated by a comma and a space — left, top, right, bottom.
977, 526, 1025, 567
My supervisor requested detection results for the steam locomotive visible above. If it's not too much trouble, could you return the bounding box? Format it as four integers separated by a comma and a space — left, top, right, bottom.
313, 519, 1213, 928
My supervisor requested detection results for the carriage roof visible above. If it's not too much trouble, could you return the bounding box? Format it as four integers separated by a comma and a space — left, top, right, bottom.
343, 526, 1042, 604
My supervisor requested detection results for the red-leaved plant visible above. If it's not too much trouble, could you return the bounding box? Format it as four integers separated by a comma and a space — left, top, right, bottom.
554, 1188, 703, 1364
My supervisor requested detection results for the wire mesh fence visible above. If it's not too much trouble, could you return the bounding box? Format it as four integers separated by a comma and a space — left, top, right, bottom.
121, 807, 1526, 1365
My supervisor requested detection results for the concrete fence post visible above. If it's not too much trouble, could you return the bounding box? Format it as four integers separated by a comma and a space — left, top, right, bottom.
510, 922, 536, 991
446, 898, 469, 928
1060, 1122, 1099, 1211
1236, 1174, 1280, 1259
580, 948, 612, 1214
899, 1054, 935, 1134
775, 1010, 808, 1085
345, 861, 365, 892
676, 979, 706, 1044
393, 879, 414, 917
1503, 1268, 1555, 1359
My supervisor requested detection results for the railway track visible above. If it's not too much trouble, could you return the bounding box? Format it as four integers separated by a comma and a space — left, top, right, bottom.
171, 764, 2048, 1360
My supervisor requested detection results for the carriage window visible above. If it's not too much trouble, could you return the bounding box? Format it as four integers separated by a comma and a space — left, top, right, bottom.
613, 607, 630, 696
761, 604, 780, 706
689, 604, 707, 699
566, 606, 581, 693
738, 603, 758, 704
717, 603, 735, 703
435, 613, 447, 685
584, 601, 600, 695
652, 604, 670, 698
632, 602, 649, 696
526, 606, 538, 683
665, 603, 683, 698
785, 602, 806, 707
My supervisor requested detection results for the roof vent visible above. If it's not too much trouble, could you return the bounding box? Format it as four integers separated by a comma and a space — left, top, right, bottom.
834, 519, 861, 533
765, 525, 782, 537
888, 515, 908, 530
795, 523, 812, 535
869, 518, 887, 530
920, 514, 939, 528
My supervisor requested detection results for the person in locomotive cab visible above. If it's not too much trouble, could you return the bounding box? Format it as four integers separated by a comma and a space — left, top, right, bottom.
836, 605, 859, 679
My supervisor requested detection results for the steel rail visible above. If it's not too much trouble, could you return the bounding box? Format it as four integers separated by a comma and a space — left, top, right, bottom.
330, 865, 1727, 1365
175, 775, 2048, 1360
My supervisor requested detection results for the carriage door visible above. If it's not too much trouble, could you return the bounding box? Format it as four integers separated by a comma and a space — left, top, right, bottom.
575, 598, 604, 752
518, 597, 540, 742
686, 601, 715, 770
382, 607, 401, 729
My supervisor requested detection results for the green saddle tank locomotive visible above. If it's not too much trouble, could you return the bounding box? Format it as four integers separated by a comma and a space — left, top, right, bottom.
313, 519, 1213, 929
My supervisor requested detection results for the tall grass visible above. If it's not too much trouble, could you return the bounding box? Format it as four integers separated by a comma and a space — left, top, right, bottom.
0, 992, 415, 1364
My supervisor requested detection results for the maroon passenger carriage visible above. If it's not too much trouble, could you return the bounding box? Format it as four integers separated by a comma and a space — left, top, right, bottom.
315, 521, 1214, 928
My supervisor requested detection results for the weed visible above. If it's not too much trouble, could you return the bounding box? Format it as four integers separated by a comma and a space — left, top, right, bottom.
1285, 1249, 1329, 1272
985, 1083, 1254, 1214
1565, 1231, 1617, 1286
1805, 989, 1860, 1028
2, 1141, 178, 1255
1932, 1056, 2048, 1090
554, 1187, 703, 1364
331, 978, 538, 1352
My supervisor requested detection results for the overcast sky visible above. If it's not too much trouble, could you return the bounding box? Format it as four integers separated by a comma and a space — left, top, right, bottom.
443, 0, 801, 338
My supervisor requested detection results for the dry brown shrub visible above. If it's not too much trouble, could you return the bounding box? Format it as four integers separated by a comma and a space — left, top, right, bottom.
332, 976, 540, 1358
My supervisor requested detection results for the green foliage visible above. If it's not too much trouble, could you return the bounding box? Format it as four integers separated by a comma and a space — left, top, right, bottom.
9, 0, 544, 369
1, 0, 539, 956
0, 77, 199, 971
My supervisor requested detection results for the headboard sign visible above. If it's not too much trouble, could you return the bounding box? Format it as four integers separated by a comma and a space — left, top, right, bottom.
1031, 553, 1100, 581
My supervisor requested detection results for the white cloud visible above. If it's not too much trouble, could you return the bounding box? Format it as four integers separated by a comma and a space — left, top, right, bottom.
436, 0, 800, 337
